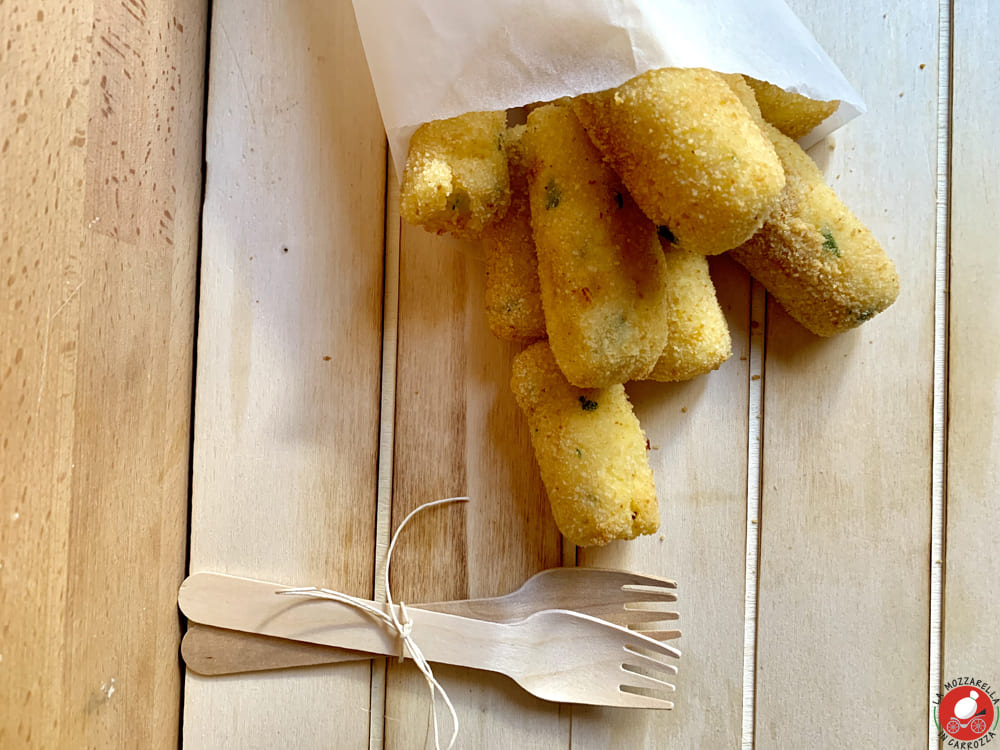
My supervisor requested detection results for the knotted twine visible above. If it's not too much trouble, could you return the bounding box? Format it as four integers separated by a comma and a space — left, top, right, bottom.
277, 496, 470, 750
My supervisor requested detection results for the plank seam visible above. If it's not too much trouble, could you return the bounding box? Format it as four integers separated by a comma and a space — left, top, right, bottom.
928, 1, 953, 747
369, 150, 401, 750
178, 1, 214, 744
741, 279, 766, 750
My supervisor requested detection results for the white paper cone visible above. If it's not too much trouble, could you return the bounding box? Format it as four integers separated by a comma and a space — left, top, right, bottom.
351, 0, 864, 177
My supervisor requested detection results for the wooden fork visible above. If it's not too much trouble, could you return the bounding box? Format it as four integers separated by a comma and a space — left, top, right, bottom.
179, 571, 680, 709
182, 567, 679, 676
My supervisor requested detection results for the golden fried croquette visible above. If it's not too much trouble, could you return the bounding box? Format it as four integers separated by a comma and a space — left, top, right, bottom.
400, 110, 509, 238
729, 124, 899, 336
522, 104, 669, 388
510, 341, 658, 547
744, 76, 840, 140
719, 72, 766, 124
482, 125, 546, 341
572, 67, 785, 256
646, 244, 732, 382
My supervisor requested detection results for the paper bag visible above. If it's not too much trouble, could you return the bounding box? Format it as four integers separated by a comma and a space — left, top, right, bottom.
351, 0, 863, 177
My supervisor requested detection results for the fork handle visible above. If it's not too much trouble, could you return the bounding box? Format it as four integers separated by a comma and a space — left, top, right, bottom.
178, 572, 506, 671
182, 589, 514, 676
182, 624, 372, 675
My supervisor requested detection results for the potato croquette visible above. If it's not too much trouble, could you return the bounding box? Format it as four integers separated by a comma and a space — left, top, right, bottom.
719, 72, 766, 124
745, 76, 840, 140
729, 124, 899, 336
400, 110, 509, 238
522, 104, 670, 388
646, 244, 732, 382
482, 126, 546, 341
572, 68, 785, 255
510, 341, 658, 547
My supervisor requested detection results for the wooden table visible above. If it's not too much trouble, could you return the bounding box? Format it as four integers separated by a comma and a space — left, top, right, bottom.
2, 1, 997, 747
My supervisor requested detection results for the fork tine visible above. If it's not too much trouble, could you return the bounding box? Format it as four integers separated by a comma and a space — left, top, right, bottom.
623, 644, 680, 675
616, 594, 678, 610
616, 687, 675, 710
619, 607, 679, 623
621, 662, 678, 691
623, 599, 679, 611
579, 604, 677, 628
620, 583, 680, 601
622, 633, 683, 661
585, 569, 677, 588
628, 627, 682, 641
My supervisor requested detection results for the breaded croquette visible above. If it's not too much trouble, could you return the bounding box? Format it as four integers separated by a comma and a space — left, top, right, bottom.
729, 124, 899, 336
510, 341, 658, 547
572, 68, 785, 255
646, 244, 732, 382
744, 76, 840, 140
522, 104, 669, 388
482, 125, 546, 341
719, 72, 766, 124
400, 110, 509, 238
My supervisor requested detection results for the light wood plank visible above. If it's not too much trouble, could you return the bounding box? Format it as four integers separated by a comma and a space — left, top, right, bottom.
182, 1, 386, 747
369, 155, 403, 750
0, 0, 207, 746
927, 2, 949, 744
383, 228, 566, 748
570, 257, 752, 748
754, 2, 938, 747
741, 278, 768, 750
943, 0, 1000, 730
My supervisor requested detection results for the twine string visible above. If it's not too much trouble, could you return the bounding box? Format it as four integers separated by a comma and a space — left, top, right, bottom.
277, 496, 470, 750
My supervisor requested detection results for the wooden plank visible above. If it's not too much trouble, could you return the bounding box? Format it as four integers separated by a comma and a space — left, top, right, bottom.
382, 228, 566, 748
0, 0, 207, 747
570, 257, 752, 748
753, 2, 938, 747
927, 2, 949, 744
943, 0, 1000, 729
181, 1, 386, 747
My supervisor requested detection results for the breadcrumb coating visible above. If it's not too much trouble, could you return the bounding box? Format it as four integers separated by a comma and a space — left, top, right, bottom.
482, 125, 546, 341
730, 124, 899, 336
745, 76, 840, 140
523, 104, 670, 388
572, 67, 785, 255
719, 72, 766, 124
400, 110, 509, 238
646, 244, 732, 382
510, 341, 659, 547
